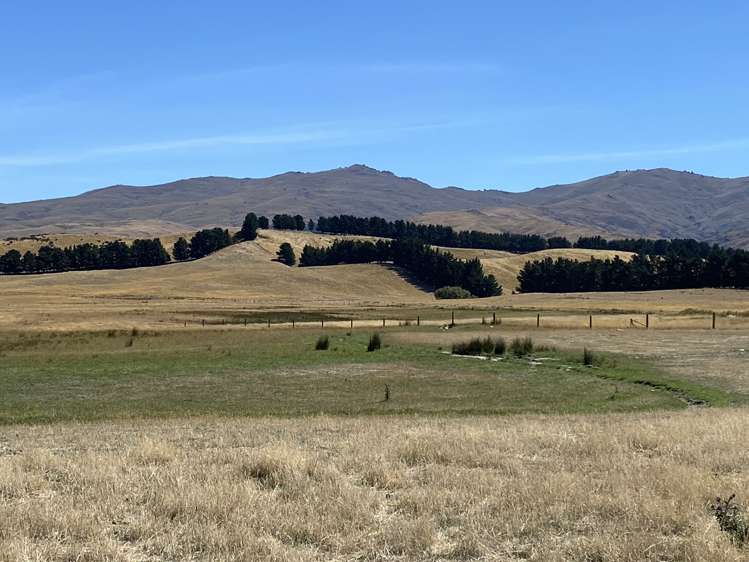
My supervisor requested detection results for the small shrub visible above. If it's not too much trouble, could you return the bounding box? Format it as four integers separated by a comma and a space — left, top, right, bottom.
315, 335, 330, 350
493, 337, 506, 355
367, 333, 382, 352
452, 337, 508, 356
711, 494, 749, 545
510, 337, 534, 357
480, 337, 495, 354
583, 347, 594, 366
434, 286, 473, 300
452, 338, 483, 356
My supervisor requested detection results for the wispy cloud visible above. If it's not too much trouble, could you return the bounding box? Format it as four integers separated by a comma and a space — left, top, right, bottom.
0, 128, 347, 167
181, 61, 501, 85
0, 119, 470, 168
361, 62, 501, 74
505, 138, 749, 165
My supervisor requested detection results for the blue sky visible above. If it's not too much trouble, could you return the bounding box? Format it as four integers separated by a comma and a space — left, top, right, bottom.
1, 0, 748, 203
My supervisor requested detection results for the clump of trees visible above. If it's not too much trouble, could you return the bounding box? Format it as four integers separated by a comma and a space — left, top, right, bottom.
239, 213, 259, 241
299, 238, 502, 297
517, 249, 749, 293
272, 214, 306, 231
173, 237, 190, 261
0, 238, 171, 274
277, 242, 296, 266
188, 228, 233, 259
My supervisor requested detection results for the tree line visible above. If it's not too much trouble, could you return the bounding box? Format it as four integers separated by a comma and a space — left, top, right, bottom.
0, 227, 236, 275
299, 238, 502, 297
315, 215, 552, 253
0, 239, 171, 274
517, 249, 749, 293
574, 235, 718, 257
314, 214, 737, 258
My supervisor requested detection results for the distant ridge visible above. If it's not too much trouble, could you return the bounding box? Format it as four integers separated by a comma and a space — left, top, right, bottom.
2, 165, 749, 248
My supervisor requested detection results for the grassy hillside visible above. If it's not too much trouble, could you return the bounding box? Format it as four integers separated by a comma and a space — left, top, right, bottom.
0, 229, 646, 330
442, 246, 635, 292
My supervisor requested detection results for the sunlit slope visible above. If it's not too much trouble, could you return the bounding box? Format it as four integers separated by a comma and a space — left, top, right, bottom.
0, 232, 429, 329
441, 247, 635, 292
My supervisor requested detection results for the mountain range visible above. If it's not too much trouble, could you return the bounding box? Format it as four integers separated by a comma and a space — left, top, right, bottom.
2, 165, 749, 248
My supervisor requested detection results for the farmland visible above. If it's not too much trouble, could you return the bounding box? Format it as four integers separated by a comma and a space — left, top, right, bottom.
2, 232, 749, 560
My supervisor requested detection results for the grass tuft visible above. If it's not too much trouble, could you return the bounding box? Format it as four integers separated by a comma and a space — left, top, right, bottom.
367, 333, 382, 352
493, 337, 506, 356
583, 347, 595, 366
315, 335, 330, 351
510, 337, 534, 357
452, 338, 483, 356
710, 494, 749, 545
453, 337, 506, 356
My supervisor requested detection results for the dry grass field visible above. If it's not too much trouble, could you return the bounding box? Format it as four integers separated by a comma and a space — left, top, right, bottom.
1, 229, 747, 332
2, 411, 749, 561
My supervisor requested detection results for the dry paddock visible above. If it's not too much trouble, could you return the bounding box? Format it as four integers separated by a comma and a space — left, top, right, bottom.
2, 410, 749, 562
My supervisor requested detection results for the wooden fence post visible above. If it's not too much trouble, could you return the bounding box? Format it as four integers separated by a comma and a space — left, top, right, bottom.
645, 314, 649, 329
712, 312, 716, 329
321, 319, 324, 329
536, 314, 540, 328
589, 315, 593, 329
267, 319, 270, 328
350, 319, 354, 329
493, 312, 496, 325
417, 315, 420, 327
451, 311, 455, 327
382, 318, 386, 328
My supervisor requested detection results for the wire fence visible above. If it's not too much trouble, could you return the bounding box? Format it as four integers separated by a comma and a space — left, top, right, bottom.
178, 311, 748, 331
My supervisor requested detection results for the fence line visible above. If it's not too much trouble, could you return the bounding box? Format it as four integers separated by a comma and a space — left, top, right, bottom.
177, 311, 736, 331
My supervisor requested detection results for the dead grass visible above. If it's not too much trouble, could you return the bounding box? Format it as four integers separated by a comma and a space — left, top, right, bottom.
1, 411, 748, 561
2, 230, 722, 331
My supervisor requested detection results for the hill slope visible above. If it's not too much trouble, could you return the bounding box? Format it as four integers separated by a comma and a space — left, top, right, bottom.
0, 230, 637, 329
418, 169, 749, 247
0, 165, 511, 236
2, 166, 749, 247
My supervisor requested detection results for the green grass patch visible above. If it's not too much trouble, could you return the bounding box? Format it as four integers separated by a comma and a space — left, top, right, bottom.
0, 329, 735, 424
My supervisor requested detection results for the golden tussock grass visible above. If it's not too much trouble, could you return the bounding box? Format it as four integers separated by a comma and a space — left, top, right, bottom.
1, 410, 748, 561
1, 226, 749, 332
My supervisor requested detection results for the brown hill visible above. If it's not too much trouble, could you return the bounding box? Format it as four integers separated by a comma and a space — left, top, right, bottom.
418, 169, 749, 247
2, 166, 749, 247
0, 165, 511, 237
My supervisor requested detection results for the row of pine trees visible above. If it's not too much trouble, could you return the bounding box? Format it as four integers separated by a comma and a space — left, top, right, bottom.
298, 238, 502, 297
517, 251, 749, 293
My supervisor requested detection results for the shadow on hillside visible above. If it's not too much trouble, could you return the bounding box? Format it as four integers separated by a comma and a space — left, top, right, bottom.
382, 264, 436, 294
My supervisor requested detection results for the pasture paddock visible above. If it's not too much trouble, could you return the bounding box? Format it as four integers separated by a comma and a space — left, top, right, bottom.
2, 411, 748, 561
2, 239, 749, 560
